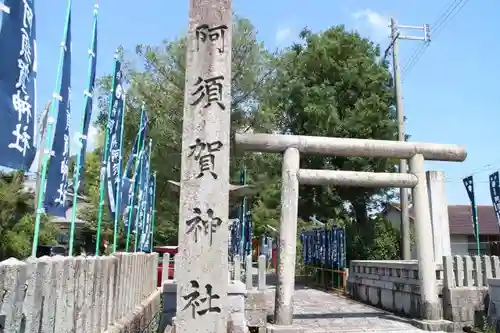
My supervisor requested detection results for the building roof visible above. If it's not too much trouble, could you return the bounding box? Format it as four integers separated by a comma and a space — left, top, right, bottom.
447, 205, 498, 235
385, 203, 499, 236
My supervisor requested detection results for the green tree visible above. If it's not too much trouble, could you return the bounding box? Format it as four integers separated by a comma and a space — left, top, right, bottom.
86, 21, 401, 261
265, 26, 399, 259
0, 171, 59, 260
93, 15, 279, 246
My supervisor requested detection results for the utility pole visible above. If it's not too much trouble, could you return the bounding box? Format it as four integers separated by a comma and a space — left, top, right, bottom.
388, 18, 430, 260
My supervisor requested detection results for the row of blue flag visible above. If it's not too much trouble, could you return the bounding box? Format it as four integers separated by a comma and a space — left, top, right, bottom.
229, 170, 253, 260
300, 227, 347, 269
0, 0, 157, 252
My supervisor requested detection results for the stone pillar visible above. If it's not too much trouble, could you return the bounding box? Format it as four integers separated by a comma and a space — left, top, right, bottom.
227, 281, 248, 333
410, 154, 439, 320
426, 170, 451, 265
160, 280, 178, 332
275, 147, 299, 325
176, 0, 232, 332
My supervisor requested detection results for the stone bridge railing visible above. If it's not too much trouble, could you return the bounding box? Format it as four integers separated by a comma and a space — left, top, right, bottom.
442, 255, 499, 330
348, 260, 443, 319
348, 256, 500, 331
0, 252, 160, 333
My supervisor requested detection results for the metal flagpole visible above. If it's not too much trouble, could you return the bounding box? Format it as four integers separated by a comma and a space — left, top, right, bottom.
125, 106, 146, 251
95, 57, 119, 256
69, 4, 98, 256
112, 92, 126, 252
31, 0, 72, 258
149, 171, 157, 252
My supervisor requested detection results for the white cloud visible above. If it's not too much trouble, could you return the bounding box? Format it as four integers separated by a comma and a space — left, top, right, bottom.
70, 123, 99, 156
352, 9, 390, 43
275, 27, 293, 44
86, 124, 99, 151
0, 1, 8, 35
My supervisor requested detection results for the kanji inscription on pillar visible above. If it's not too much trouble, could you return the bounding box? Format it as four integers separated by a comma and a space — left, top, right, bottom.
176, 0, 232, 332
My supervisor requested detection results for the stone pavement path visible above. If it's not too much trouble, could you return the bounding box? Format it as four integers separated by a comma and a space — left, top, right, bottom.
267, 285, 446, 333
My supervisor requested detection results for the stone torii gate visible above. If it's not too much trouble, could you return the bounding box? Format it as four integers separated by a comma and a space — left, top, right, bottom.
234, 133, 466, 331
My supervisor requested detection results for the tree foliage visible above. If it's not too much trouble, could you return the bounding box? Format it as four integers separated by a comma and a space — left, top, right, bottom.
88, 18, 401, 260
92, 15, 278, 247
0, 171, 59, 260
267, 26, 397, 223
259, 26, 400, 259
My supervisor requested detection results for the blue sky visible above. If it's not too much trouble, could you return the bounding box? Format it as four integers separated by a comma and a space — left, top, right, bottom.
27, 0, 498, 205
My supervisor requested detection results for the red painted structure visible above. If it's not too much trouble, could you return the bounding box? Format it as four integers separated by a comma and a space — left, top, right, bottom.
155, 245, 178, 287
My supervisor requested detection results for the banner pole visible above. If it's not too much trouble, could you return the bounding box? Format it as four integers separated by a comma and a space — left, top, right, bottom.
125, 106, 145, 251
69, 5, 98, 256
112, 92, 126, 252
134, 139, 151, 252
149, 172, 157, 252
31, 0, 72, 258
95, 58, 119, 256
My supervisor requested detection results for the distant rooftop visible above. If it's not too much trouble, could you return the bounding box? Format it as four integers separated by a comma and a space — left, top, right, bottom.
385, 202, 499, 236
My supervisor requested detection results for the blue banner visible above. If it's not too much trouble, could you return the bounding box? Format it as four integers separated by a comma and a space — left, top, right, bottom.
123, 109, 149, 232
123, 138, 137, 176
239, 169, 247, 257
122, 148, 141, 232
122, 110, 148, 178
44, 10, 71, 217
244, 211, 252, 256
463, 175, 479, 237
76, 10, 97, 182
129, 150, 146, 237
0, 0, 37, 170
140, 173, 155, 252
135, 143, 150, 241
106, 60, 124, 218
122, 177, 137, 230
140, 142, 151, 230
230, 216, 241, 259
489, 172, 500, 228
120, 143, 138, 228
300, 227, 347, 269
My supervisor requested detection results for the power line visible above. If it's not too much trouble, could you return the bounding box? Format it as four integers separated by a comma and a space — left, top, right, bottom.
402, 0, 464, 77
446, 179, 490, 184
401, 43, 428, 78
401, 0, 471, 80
432, 0, 471, 38
432, 0, 466, 32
